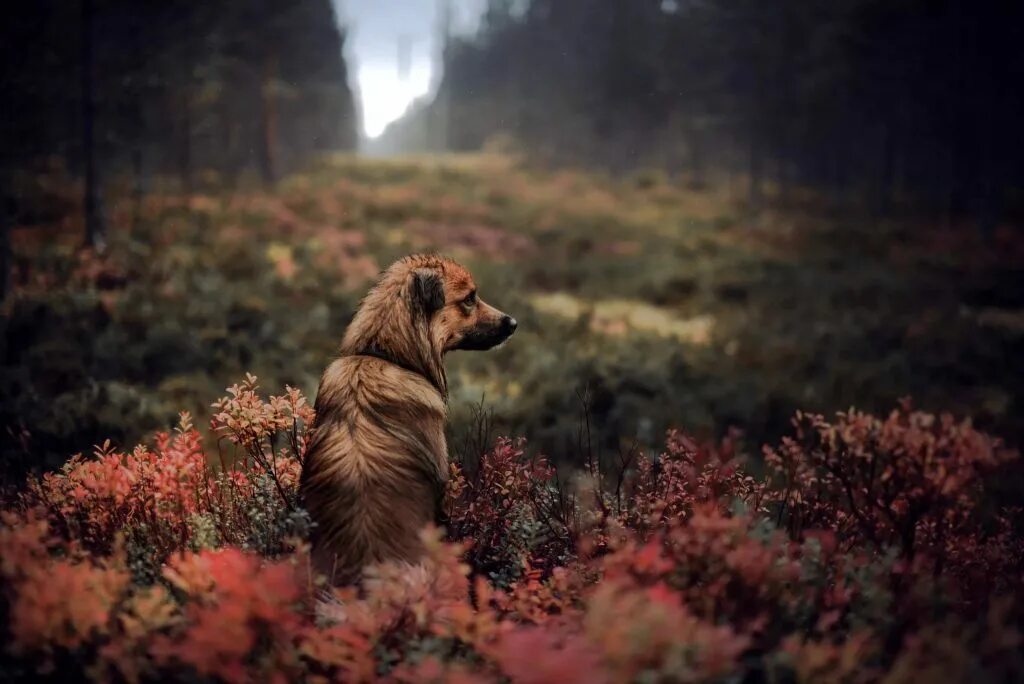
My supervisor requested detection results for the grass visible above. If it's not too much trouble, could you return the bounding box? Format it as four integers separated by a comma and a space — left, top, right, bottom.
3, 152, 1023, 477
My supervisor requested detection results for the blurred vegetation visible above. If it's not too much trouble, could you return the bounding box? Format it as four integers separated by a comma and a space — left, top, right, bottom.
0, 0, 358, 264
380, 0, 1024, 237
4, 154, 1023, 480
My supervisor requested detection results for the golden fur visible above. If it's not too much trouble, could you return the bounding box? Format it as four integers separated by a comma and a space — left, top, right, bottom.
300, 254, 515, 585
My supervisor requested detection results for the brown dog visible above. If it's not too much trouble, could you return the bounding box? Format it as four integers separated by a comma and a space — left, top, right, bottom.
300, 254, 516, 585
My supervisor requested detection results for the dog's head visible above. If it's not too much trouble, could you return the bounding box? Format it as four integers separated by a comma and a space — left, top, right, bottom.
407, 257, 517, 353
341, 255, 517, 386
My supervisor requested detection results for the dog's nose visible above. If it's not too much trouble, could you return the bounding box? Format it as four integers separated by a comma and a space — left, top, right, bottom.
503, 315, 518, 334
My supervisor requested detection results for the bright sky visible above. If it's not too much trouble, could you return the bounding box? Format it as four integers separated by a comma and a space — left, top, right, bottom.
357, 62, 433, 138
339, 0, 484, 140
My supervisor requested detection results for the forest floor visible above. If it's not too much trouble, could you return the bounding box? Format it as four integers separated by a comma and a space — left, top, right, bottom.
4, 153, 1024, 475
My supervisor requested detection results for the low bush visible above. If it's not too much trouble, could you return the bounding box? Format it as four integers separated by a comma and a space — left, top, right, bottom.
1, 377, 1021, 682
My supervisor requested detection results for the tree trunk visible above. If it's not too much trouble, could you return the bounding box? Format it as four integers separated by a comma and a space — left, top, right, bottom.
435, 0, 453, 153
130, 15, 146, 234
748, 136, 763, 212
258, 52, 279, 186
976, 111, 1000, 241
220, 92, 239, 191
81, 0, 106, 252
777, 153, 790, 207
829, 146, 847, 212
875, 124, 895, 218
686, 116, 706, 189
0, 184, 10, 304
131, 146, 145, 233
178, 83, 192, 197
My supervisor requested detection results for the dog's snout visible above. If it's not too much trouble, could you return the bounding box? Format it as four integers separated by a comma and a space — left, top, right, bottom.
503, 315, 518, 334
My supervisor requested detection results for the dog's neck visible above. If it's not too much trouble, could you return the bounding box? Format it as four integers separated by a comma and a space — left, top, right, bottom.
339, 271, 449, 400
350, 342, 448, 400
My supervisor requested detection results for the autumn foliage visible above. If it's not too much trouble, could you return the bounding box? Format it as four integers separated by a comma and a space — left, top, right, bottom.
1, 378, 1022, 682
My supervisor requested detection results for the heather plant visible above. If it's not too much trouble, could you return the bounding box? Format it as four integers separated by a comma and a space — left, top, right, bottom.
443, 437, 575, 586
1, 377, 1022, 682
763, 403, 1024, 616
8, 155, 1024, 491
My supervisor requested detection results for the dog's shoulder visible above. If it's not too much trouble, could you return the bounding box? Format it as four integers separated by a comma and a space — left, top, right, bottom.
320, 356, 445, 414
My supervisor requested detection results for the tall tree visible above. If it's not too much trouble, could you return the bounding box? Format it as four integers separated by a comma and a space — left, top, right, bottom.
384, 0, 1024, 228
81, 0, 106, 251
0, 0, 359, 230
0, 180, 10, 304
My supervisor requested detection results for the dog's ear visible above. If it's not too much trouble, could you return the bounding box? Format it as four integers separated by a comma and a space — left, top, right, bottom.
411, 268, 445, 316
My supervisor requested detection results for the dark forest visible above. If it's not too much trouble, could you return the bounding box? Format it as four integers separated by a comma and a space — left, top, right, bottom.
2, 2, 1024, 682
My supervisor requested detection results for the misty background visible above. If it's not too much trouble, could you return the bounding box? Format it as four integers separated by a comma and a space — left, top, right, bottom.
3, 0, 1022, 246
2, 1, 1023, 479
344, 0, 488, 141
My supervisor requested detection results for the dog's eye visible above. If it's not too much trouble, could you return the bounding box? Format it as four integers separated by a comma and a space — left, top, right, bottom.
462, 291, 477, 307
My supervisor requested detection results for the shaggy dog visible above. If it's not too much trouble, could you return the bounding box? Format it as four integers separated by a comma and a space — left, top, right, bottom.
300, 254, 517, 586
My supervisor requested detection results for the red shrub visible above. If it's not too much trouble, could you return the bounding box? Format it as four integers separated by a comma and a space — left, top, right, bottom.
444, 437, 574, 584
764, 403, 1024, 616
764, 403, 1016, 557
1, 378, 1021, 682
149, 549, 304, 682
617, 428, 763, 534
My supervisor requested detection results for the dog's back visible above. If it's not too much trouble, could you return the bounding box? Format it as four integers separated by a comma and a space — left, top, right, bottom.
301, 356, 448, 585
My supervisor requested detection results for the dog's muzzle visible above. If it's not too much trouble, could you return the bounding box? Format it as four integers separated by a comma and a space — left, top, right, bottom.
456, 315, 517, 350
